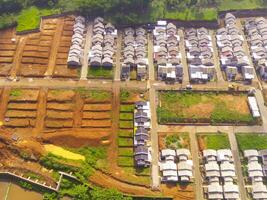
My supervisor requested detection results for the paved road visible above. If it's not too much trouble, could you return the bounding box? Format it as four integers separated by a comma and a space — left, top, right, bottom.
228, 129, 247, 200
80, 21, 93, 80
114, 31, 122, 81
189, 129, 204, 200
148, 33, 155, 81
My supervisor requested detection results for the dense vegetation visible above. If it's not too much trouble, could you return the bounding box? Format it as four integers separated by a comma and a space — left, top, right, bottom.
1, 0, 267, 30
157, 91, 255, 124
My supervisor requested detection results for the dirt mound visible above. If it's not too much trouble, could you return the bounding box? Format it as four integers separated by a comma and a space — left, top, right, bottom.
41, 128, 111, 148
15, 139, 45, 158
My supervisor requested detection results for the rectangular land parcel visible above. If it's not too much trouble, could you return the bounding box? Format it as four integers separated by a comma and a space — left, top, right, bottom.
157, 91, 255, 124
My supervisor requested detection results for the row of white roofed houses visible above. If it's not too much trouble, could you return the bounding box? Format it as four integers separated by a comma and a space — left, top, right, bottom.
202, 149, 240, 200
185, 27, 216, 83
216, 13, 254, 83
89, 17, 117, 68
159, 148, 193, 182
153, 21, 183, 84
244, 17, 267, 81
133, 102, 151, 167
243, 149, 267, 200
67, 16, 86, 68
120, 27, 148, 81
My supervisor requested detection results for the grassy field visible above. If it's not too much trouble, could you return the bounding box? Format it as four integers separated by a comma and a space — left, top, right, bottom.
120, 104, 135, 112
157, 91, 254, 124
119, 113, 133, 120
198, 133, 230, 150
75, 88, 111, 101
219, 0, 263, 11
87, 67, 113, 79
16, 6, 60, 32
236, 133, 267, 151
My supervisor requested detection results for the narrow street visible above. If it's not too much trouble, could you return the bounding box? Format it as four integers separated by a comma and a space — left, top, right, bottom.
148, 33, 155, 81
80, 21, 93, 80
114, 31, 122, 81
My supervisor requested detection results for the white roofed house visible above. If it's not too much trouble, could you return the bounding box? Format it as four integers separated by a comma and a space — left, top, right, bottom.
244, 149, 259, 163
208, 183, 223, 200
102, 56, 113, 68
223, 182, 239, 200
177, 161, 193, 182
248, 96, 261, 118
89, 56, 102, 68
252, 182, 267, 200
248, 161, 264, 181
217, 149, 233, 163
176, 148, 191, 162
205, 162, 220, 181
161, 149, 176, 161
159, 161, 178, 182
220, 162, 236, 179
134, 110, 150, 129
203, 149, 217, 162
135, 101, 150, 111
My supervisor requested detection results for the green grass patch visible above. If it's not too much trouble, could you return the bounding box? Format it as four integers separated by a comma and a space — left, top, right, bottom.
16, 6, 60, 32
120, 113, 133, 120
119, 129, 133, 137
118, 137, 133, 147
219, 0, 263, 11
0, 14, 16, 29
118, 157, 134, 167
120, 104, 135, 112
198, 133, 230, 150
75, 87, 111, 101
118, 148, 134, 157
236, 133, 267, 151
165, 133, 190, 149
87, 67, 113, 79
120, 90, 131, 102
119, 120, 133, 129
135, 167, 150, 176
10, 89, 23, 97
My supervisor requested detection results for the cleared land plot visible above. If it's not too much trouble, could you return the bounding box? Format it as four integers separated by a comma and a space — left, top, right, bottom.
4, 88, 39, 128
0, 28, 17, 76
197, 133, 230, 151
77, 88, 112, 103
159, 132, 190, 150
236, 133, 267, 151
157, 91, 254, 124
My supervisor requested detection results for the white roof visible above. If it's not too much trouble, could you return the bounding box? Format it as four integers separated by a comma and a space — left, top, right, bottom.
208, 183, 223, 199
162, 170, 178, 177
244, 149, 259, 158
176, 148, 191, 157
160, 161, 177, 171
161, 149, 176, 157
203, 149, 217, 157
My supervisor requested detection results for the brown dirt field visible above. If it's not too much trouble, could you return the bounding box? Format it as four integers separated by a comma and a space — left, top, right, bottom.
161, 184, 194, 200
198, 136, 206, 151
0, 51, 15, 56
41, 128, 111, 148
81, 119, 112, 128
7, 102, 37, 110
0, 45, 16, 50
53, 66, 78, 78
83, 104, 112, 111
23, 51, 50, 58
46, 110, 73, 119
0, 57, 13, 62
0, 87, 10, 121
47, 89, 75, 102
90, 170, 160, 196
15, 139, 45, 157
45, 119, 73, 128
19, 65, 47, 77
4, 118, 36, 127
0, 64, 12, 76
185, 103, 215, 119
9, 89, 39, 102
5, 110, 36, 118
82, 111, 111, 119
46, 103, 74, 110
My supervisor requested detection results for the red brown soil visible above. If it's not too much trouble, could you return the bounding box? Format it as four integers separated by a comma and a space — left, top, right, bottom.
46, 103, 74, 110
41, 128, 111, 148
81, 119, 112, 128
198, 136, 206, 151
46, 110, 73, 119
45, 119, 73, 128
7, 103, 37, 110
83, 104, 111, 111
9, 89, 39, 102
5, 110, 36, 118
90, 170, 160, 196
4, 118, 36, 127
82, 112, 111, 119
0, 87, 11, 121
161, 184, 194, 200
47, 89, 75, 102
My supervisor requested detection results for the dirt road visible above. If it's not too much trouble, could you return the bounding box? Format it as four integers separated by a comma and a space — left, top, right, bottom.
114, 31, 122, 81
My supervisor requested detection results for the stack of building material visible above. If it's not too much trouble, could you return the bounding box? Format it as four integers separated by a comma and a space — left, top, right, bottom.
67, 16, 86, 68
153, 21, 183, 84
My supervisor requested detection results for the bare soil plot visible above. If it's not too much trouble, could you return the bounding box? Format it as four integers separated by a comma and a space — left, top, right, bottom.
45, 89, 75, 129
18, 18, 59, 77
82, 111, 111, 119
3, 88, 39, 128
158, 91, 254, 124
0, 28, 18, 76
83, 104, 111, 111
53, 15, 79, 78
